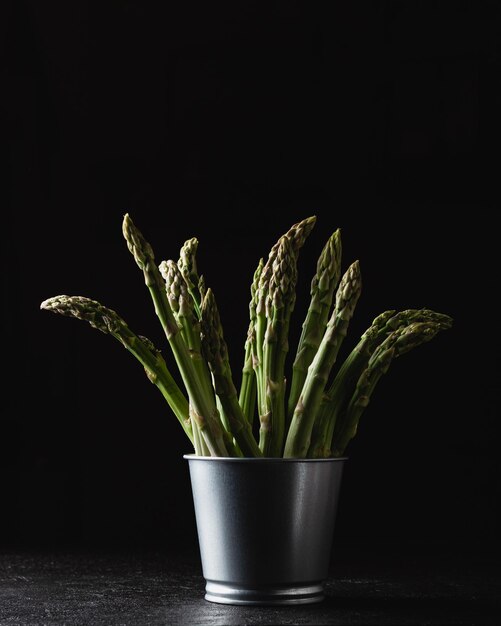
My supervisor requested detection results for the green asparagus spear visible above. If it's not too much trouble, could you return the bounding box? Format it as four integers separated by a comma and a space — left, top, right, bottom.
160, 259, 236, 456
122, 214, 228, 456
284, 260, 362, 457
162, 260, 241, 456
254, 217, 317, 437
307, 310, 396, 457
331, 321, 445, 456
256, 215, 317, 415
288, 229, 342, 424
328, 309, 452, 447
239, 258, 263, 425
159, 259, 209, 382
260, 236, 298, 456
201, 289, 262, 457
308, 308, 453, 457
169, 252, 235, 450
190, 405, 203, 455
40, 295, 193, 443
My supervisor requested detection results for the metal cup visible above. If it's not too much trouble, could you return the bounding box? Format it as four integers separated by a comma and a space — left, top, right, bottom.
184, 455, 346, 605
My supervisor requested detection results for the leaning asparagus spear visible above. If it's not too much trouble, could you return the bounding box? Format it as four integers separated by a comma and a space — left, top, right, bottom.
307, 309, 396, 458
288, 229, 342, 425
331, 321, 445, 456
284, 260, 362, 458
40, 295, 193, 443
122, 214, 228, 456
330, 308, 453, 444
308, 308, 453, 457
201, 289, 262, 457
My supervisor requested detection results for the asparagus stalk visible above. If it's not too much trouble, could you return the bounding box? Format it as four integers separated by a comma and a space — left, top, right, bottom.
284, 260, 362, 458
122, 214, 228, 456
179, 246, 230, 448
161, 259, 235, 456
307, 310, 396, 457
308, 308, 453, 457
173, 252, 231, 438
256, 215, 317, 411
190, 406, 203, 455
331, 321, 445, 456
328, 309, 452, 448
240, 322, 256, 423
254, 217, 316, 433
260, 236, 298, 456
288, 229, 342, 425
239, 258, 263, 425
255, 259, 273, 420
162, 261, 240, 456
201, 289, 262, 457
40, 295, 193, 443
160, 260, 211, 391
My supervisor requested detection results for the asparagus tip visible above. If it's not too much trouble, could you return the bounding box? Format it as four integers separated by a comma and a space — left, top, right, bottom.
40, 296, 67, 311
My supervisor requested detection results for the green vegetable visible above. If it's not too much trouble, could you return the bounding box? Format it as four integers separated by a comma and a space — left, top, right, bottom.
284, 261, 362, 458
41, 214, 452, 458
40, 295, 192, 442
288, 229, 342, 427
201, 289, 262, 457
122, 214, 228, 456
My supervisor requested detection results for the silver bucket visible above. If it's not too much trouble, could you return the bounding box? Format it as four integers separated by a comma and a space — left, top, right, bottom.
184, 455, 346, 605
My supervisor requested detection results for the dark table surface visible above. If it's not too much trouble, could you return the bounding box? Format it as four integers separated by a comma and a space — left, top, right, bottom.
0, 547, 499, 625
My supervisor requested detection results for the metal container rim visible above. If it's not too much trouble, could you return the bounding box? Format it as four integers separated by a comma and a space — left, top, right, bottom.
183, 454, 348, 463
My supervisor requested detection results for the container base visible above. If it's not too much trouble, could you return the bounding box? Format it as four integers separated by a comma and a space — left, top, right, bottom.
204, 580, 325, 606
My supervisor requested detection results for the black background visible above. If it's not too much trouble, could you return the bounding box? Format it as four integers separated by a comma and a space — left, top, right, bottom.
3, 1, 500, 560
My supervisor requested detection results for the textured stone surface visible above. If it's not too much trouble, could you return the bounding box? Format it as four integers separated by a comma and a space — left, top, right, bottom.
0, 551, 498, 625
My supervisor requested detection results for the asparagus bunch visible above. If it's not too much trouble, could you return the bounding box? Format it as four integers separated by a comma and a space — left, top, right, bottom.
41, 213, 452, 459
